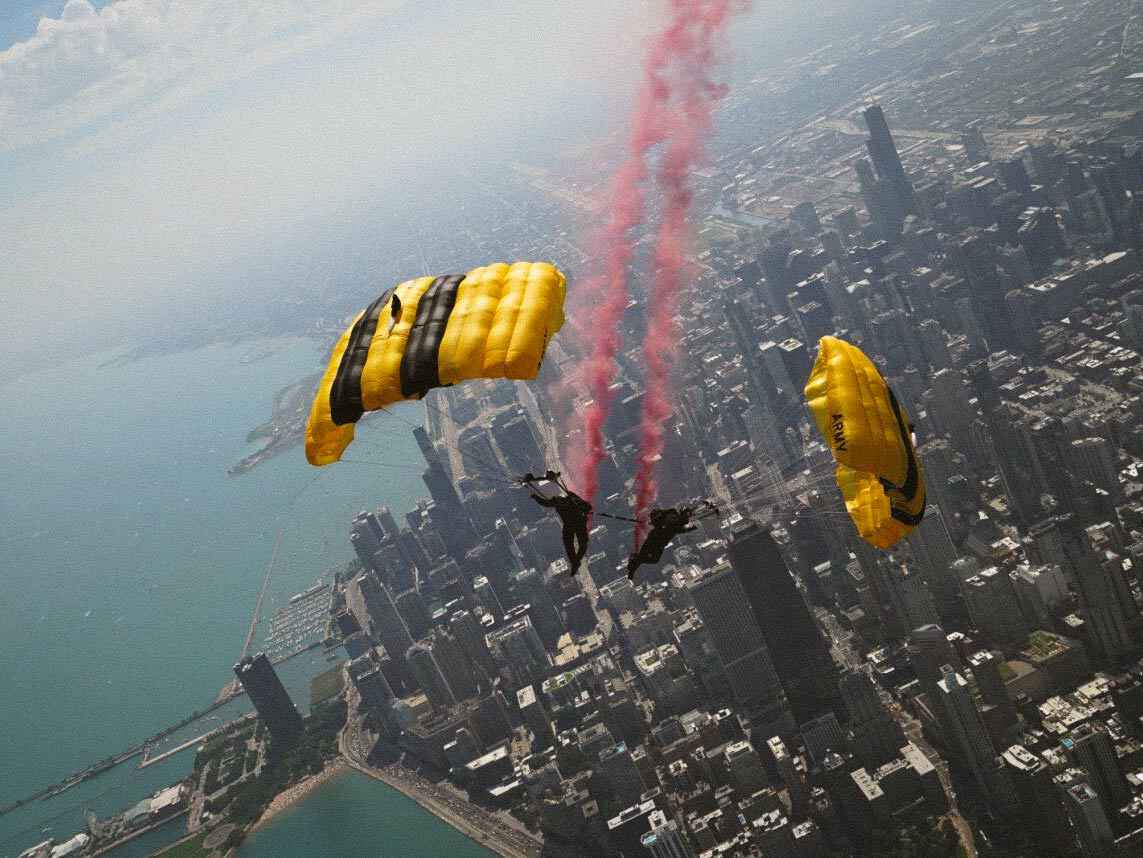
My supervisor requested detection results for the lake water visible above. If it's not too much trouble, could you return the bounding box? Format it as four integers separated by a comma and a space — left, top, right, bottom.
238, 769, 495, 858
0, 339, 464, 857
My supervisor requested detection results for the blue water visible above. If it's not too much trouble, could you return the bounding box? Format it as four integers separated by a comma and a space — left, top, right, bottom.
238, 769, 496, 858
0, 339, 432, 856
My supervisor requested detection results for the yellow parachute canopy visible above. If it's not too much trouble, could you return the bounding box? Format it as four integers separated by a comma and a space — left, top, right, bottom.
306, 261, 566, 466
804, 335, 926, 549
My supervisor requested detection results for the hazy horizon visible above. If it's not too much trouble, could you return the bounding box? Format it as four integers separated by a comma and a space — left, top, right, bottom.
0, 0, 876, 379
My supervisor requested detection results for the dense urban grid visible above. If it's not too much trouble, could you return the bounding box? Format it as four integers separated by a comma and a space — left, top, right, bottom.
316, 2, 1143, 857
28, 1, 1143, 856
261, 1, 1143, 856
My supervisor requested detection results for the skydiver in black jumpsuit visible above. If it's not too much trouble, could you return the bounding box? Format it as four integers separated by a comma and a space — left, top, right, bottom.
523, 471, 592, 576
626, 506, 698, 579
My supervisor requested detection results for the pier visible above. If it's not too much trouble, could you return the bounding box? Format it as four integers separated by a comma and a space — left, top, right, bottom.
0, 696, 236, 818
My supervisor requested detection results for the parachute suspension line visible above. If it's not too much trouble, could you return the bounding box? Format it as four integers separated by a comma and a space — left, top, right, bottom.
336, 458, 437, 474
288, 471, 329, 508
416, 392, 538, 478
375, 405, 519, 489
595, 510, 650, 525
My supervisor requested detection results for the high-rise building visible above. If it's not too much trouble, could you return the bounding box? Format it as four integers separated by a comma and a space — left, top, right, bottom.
726, 523, 845, 724
406, 642, 456, 713
486, 615, 550, 686
347, 654, 395, 715
472, 574, 506, 620
449, 609, 497, 677
1064, 524, 1140, 666
1067, 438, 1126, 505
356, 571, 415, 689
513, 567, 566, 648
889, 562, 940, 632
641, 809, 694, 858
963, 568, 1027, 646
429, 627, 486, 703
607, 800, 660, 858
767, 736, 810, 813
906, 507, 963, 625
968, 650, 1018, 729
598, 742, 647, 807
863, 104, 916, 216
350, 510, 386, 572
723, 739, 766, 796
517, 684, 555, 750
1003, 745, 1075, 849
840, 668, 907, 767
1062, 723, 1131, 821
395, 587, 432, 641
413, 424, 476, 559
934, 666, 1015, 811
1011, 564, 1068, 630
491, 411, 545, 476
1056, 769, 1114, 858
233, 654, 305, 752
687, 561, 794, 737
800, 711, 846, 766
907, 624, 961, 700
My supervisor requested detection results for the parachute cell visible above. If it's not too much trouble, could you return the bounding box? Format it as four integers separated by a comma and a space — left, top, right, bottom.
306, 261, 566, 466
804, 335, 925, 549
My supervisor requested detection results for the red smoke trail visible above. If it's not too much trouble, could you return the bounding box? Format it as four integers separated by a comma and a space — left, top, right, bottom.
633, 0, 734, 542
571, 5, 700, 505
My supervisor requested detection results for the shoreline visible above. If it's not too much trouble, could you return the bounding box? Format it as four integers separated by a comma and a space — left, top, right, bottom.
248, 758, 347, 835
342, 757, 541, 858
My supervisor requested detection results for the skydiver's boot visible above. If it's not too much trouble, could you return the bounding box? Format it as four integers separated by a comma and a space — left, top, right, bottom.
626, 553, 643, 580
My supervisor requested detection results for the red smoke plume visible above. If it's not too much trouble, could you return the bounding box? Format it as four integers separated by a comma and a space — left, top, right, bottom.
633, 0, 733, 541
571, 7, 692, 504
570, 0, 738, 528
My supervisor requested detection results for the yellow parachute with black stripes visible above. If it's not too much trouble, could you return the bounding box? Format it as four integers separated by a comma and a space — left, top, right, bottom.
804, 336, 926, 549
306, 261, 566, 466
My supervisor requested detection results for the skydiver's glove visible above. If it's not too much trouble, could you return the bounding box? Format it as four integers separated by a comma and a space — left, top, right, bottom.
545, 470, 561, 481
520, 472, 538, 484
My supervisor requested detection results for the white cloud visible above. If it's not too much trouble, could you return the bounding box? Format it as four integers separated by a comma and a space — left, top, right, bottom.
0, 0, 661, 368
0, 0, 404, 153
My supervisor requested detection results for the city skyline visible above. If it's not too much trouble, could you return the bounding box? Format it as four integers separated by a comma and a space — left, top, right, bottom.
10, 1, 1143, 858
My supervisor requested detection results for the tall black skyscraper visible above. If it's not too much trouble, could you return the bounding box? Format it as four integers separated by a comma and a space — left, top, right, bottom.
356, 571, 416, 689
863, 104, 916, 216
234, 654, 305, 753
412, 425, 476, 560
726, 522, 846, 725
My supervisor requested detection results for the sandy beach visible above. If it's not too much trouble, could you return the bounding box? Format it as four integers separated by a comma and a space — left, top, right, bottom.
249, 758, 347, 834
342, 757, 542, 858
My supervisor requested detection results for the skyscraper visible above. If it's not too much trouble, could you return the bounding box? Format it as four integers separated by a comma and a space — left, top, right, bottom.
491, 411, 545, 476
356, 571, 415, 689
429, 627, 487, 703
839, 668, 907, 768
934, 666, 1016, 811
1062, 723, 1131, 821
687, 560, 794, 737
233, 654, 304, 753
350, 510, 386, 572
726, 523, 845, 725
641, 810, 694, 858
1056, 769, 1114, 858
863, 104, 916, 215
406, 642, 456, 713
1064, 523, 1140, 666
908, 624, 961, 700
513, 567, 566, 649
413, 425, 476, 559
963, 568, 1027, 646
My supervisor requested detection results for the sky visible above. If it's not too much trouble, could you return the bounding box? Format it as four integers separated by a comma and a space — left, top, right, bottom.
0, 0, 824, 378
